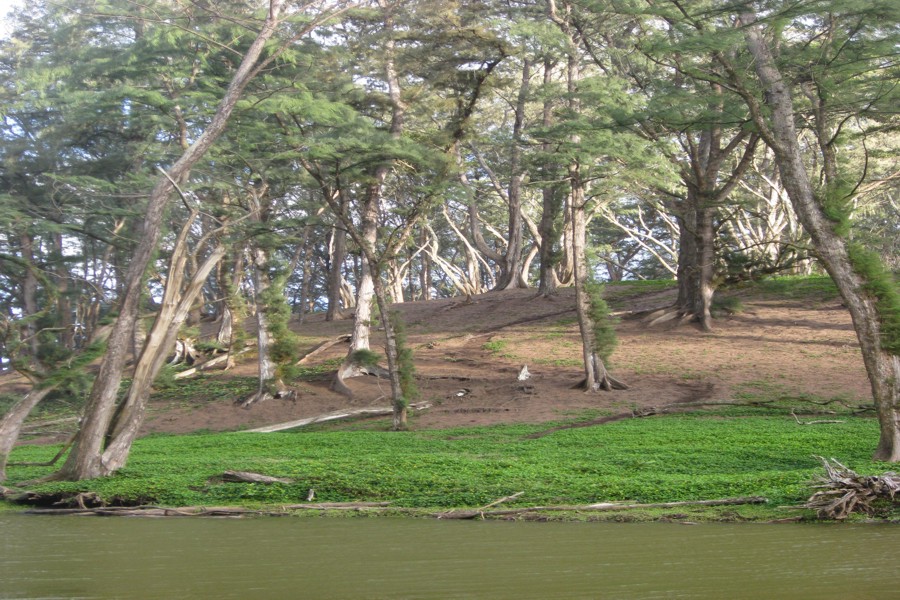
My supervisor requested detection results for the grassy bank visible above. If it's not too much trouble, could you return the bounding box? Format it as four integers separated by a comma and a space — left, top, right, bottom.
4, 412, 895, 521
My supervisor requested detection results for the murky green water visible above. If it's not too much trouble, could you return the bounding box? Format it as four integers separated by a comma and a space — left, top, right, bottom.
1, 514, 897, 599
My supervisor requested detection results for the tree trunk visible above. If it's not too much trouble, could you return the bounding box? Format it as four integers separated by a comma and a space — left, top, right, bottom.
674, 192, 716, 331
570, 176, 621, 391
538, 60, 561, 296
246, 245, 278, 406
741, 13, 900, 461
495, 58, 530, 290
51, 2, 288, 481
343, 1, 404, 372
371, 268, 407, 430
418, 226, 431, 300
0, 386, 55, 482
326, 209, 348, 321
101, 241, 226, 472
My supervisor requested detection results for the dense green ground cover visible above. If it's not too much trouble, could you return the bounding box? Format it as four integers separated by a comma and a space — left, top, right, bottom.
4, 413, 887, 519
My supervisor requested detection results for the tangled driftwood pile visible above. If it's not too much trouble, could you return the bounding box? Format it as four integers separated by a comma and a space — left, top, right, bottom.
804, 457, 899, 520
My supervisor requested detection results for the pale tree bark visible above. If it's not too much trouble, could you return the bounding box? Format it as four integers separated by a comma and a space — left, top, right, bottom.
245, 243, 279, 406
570, 173, 627, 392
50, 0, 312, 481
739, 12, 900, 461
341, 0, 405, 381
551, 0, 625, 392
101, 233, 226, 472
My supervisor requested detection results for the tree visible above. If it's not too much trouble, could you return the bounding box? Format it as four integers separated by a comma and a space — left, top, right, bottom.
40, 0, 358, 481
729, 4, 899, 460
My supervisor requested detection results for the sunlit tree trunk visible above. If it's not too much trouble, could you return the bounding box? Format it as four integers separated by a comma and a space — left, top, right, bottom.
51, 2, 290, 481
740, 12, 900, 461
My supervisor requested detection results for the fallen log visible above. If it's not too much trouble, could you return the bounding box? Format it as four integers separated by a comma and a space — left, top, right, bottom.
240, 401, 432, 433
435, 496, 767, 519
297, 334, 351, 365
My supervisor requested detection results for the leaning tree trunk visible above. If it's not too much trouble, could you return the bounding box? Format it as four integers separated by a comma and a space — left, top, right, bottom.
742, 13, 900, 461
101, 241, 226, 473
0, 386, 55, 482
51, 2, 288, 481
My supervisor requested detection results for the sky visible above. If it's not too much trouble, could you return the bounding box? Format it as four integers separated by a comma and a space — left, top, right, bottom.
0, 0, 24, 37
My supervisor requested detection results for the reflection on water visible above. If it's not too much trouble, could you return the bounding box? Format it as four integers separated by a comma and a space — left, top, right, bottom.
1, 514, 898, 599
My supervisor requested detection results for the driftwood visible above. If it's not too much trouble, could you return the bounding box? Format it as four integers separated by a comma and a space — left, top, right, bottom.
240, 401, 432, 433
219, 471, 294, 484
297, 334, 351, 365
802, 457, 899, 520
435, 496, 767, 519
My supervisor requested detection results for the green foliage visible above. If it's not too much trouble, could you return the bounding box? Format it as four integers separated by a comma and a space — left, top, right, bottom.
847, 244, 900, 355
392, 310, 418, 404
585, 281, 617, 364
260, 274, 300, 381
5, 414, 884, 515
38, 340, 106, 400
819, 173, 859, 238
482, 339, 506, 354
756, 276, 838, 299
351, 349, 381, 368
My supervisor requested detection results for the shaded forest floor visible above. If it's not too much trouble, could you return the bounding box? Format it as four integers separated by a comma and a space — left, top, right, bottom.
3, 276, 871, 442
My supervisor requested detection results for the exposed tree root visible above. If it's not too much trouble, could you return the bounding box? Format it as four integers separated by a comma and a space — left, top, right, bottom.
238, 385, 295, 409
643, 306, 701, 328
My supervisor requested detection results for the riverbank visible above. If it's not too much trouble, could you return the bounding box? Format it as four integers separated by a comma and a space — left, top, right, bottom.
3, 277, 896, 522
4, 412, 897, 522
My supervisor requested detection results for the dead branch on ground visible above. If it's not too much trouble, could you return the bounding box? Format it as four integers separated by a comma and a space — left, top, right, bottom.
240, 401, 432, 433
218, 471, 294, 484
802, 457, 899, 520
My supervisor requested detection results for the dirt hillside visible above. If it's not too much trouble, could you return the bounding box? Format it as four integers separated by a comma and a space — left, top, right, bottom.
5, 282, 872, 439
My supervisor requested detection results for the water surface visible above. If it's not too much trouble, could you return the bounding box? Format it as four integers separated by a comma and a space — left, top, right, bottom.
1, 514, 897, 599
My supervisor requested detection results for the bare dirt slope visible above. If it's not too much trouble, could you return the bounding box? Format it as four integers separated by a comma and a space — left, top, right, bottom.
5, 283, 872, 439
139, 284, 871, 434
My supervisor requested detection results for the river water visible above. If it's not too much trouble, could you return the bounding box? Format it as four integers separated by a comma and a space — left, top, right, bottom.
1, 514, 897, 599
